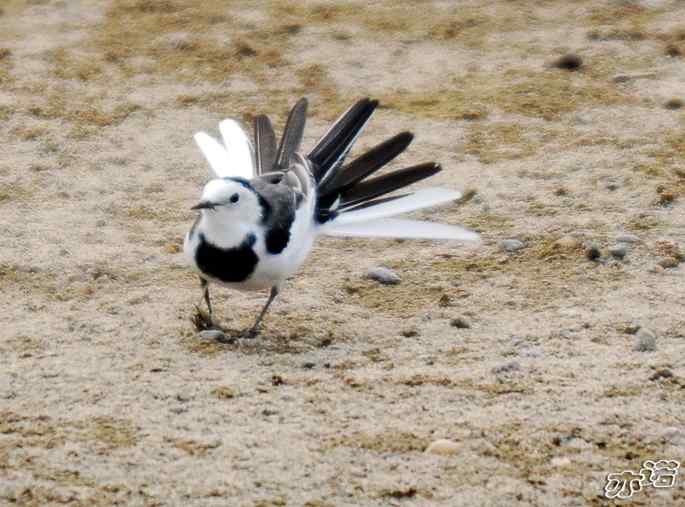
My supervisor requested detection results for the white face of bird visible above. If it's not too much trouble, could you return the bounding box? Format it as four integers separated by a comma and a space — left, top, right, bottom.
192, 178, 264, 225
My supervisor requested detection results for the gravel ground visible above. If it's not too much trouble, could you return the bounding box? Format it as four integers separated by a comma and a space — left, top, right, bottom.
1, 1, 684, 505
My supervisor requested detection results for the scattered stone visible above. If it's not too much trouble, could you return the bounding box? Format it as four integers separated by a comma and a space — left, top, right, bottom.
616, 233, 639, 244
450, 317, 470, 329
401, 328, 419, 338
665, 98, 683, 110
666, 44, 682, 57
492, 361, 520, 375
302, 362, 315, 369
271, 374, 285, 386
609, 244, 628, 259
649, 368, 673, 381
606, 182, 619, 191
499, 239, 524, 252
95, 219, 106, 227
552, 53, 583, 71
658, 257, 680, 269
366, 266, 401, 285
425, 439, 460, 456
585, 244, 601, 261
634, 328, 657, 352
199, 329, 226, 341
649, 264, 665, 274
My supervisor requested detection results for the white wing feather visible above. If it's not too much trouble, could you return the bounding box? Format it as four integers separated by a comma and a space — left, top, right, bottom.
333, 188, 461, 225
194, 120, 254, 179
321, 218, 480, 241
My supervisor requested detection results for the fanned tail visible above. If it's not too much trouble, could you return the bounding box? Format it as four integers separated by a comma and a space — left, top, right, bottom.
254, 115, 277, 175
309, 98, 478, 241
275, 98, 308, 171
321, 218, 479, 241
309, 98, 378, 184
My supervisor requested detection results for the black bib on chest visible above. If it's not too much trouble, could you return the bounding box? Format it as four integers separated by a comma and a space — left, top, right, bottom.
195, 232, 258, 283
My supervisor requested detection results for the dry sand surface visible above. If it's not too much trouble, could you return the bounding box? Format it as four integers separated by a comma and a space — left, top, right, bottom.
1, 0, 685, 505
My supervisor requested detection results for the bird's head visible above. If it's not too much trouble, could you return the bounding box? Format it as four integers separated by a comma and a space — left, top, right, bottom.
192, 178, 266, 226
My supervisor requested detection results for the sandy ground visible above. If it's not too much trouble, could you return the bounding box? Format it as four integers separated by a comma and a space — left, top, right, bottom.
1, 0, 685, 505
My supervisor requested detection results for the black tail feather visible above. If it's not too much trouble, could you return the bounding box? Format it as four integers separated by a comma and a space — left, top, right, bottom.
254, 115, 277, 175
339, 162, 442, 208
309, 98, 378, 182
275, 98, 308, 170
338, 192, 410, 212
318, 131, 413, 197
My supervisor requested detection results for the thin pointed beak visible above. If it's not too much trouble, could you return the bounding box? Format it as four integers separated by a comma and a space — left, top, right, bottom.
191, 201, 215, 210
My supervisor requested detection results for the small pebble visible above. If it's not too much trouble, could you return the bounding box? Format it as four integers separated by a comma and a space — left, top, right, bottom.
199, 329, 226, 341
499, 239, 524, 253
634, 328, 656, 352
401, 328, 419, 338
552, 53, 583, 71
609, 244, 627, 259
664, 98, 683, 110
616, 233, 639, 243
658, 257, 680, 269
649, 368, 673, 381
425, 439, 460, 456
450, 317, 470, 329
585, 244, 601, 261
366, 266, 401, 285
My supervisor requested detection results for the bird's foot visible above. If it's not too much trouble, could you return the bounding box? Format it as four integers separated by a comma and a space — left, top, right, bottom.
191, 305, 220, 332
241, 326, 261, 339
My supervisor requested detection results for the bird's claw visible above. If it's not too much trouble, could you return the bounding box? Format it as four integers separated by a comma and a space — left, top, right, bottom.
192, 305, 219, 332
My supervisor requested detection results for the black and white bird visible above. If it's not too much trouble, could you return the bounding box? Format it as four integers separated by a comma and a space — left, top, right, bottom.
184, 98, 478, 336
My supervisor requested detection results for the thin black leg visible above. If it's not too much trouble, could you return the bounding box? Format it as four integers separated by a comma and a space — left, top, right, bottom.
248, 286, 279, 336
201, 277, 212, 318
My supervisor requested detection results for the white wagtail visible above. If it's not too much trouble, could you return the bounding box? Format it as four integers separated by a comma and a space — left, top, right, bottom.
184, 98, 479, 336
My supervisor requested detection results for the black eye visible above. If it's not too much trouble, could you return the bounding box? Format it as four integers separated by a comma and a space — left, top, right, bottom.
229, 193, 239, 204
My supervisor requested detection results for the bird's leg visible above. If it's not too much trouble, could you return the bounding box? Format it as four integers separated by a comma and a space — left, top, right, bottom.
201, 278, 213, 318
193, 278, 217, 331
247, 286, 279, 337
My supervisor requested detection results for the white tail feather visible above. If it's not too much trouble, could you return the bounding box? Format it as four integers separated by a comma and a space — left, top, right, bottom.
194, 121, 254, 179
219, 119, 254, 177
334, 188, 461, 225
321, 218, 480, 241
194, 132, 232, 177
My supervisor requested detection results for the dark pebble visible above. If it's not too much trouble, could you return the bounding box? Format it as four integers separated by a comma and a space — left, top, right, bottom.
552, 53, 583, 71
585, 244, 601, 261
451, 317, 471, 329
